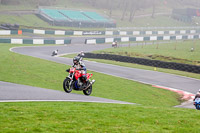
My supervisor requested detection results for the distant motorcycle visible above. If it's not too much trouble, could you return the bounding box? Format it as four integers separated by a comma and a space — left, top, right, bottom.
194, 98, 200, 110
63, 67, 95, 96
52, 50, 58, 56
112, 41, 117, 48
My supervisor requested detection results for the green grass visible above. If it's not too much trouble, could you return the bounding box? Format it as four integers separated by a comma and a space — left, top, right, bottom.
0, 0, 86, 11
0, 43, 199, 132
0, 4, 34, 11
0, 14, 50, 28
1, 102, 200, 132
94, 40, 200, 65
116, 16, 197, 27
0, 35, 28, 38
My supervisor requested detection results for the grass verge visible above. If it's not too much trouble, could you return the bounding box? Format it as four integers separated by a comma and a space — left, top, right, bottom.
116, 16, 197, 27
94, 40, 200, 65
0, 102, 200, 132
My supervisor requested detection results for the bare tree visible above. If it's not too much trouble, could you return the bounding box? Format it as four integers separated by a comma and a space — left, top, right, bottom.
129, 0, 148, 22
129, 0, 139, 22
91, 0, 97, 7
121, 0, 129, 21
107, 0, 113, 18
128, 0, 134, 22
35, 0, 40, 7
151, 0, 156, 18
117, 0, 124, 9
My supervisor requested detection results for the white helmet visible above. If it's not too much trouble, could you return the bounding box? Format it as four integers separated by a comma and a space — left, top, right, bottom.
80, 51, 84, 56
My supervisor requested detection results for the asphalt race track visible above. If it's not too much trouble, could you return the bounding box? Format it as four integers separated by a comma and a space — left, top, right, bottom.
0, 81, 133, 104
1, 43, 200, 108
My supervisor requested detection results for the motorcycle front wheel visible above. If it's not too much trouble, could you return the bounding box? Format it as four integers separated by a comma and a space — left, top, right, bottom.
63, 78, 73, 93
196, 104, 200, 110
83, 85, 92, 96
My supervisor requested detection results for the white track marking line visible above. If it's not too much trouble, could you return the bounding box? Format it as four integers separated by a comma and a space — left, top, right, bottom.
0, 100, 135, 104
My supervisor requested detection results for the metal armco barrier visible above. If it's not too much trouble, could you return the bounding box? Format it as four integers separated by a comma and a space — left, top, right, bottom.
1, 28, 200, 36
0, 38, 71, 44
84, 53, 200, 74
20, 28, 200, 36
85, 34, 200, 44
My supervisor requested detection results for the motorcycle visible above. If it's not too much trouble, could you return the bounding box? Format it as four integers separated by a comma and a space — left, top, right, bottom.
194, 98, 200, 110
52, 50, 58, 56
63, 67, 95, 96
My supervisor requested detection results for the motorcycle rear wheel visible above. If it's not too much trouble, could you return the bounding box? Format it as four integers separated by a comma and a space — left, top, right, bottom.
63, 78, 73, 93
83, 85, 92, 96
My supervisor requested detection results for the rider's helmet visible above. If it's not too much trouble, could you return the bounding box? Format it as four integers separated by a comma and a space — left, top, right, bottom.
78, 51, 85, 57
73, 56, 80, 65
80, 51, 84, 55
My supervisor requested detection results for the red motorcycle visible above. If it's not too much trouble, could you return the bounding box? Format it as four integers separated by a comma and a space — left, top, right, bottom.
63, 67, 95, 96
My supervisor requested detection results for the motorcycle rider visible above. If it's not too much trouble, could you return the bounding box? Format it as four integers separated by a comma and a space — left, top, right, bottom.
67, 56, 87, 86
52, 49, 58, 56
193, 89, 200, 105
112, 41, 117, 48
77, 51, 85, 61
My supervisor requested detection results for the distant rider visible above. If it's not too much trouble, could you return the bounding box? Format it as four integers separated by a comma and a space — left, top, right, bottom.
52, 49, 58, 56
112, 41, 117, 48
193, 89, 200, 104
77, 51, 85, 61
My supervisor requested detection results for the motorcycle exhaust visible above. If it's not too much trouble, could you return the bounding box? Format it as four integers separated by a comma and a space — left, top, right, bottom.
84, 80, 95, 90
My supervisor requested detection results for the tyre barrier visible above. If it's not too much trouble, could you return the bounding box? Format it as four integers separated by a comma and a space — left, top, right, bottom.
84, 53, 200, 74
